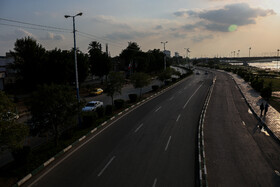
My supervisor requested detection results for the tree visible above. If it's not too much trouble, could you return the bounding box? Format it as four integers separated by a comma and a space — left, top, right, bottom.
29, 84, 80, 146
44, 49, 89, 85
130, 72, 151, 97
105, 72, 125, 106
0, 91, 28, 151
157, 67, 175, 83
10, 37, 46, 91
119, 42, 141, 73
88, 41, 111, 81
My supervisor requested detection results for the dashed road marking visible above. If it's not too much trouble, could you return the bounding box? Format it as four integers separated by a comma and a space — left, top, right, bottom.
134, 123, 144, 133
176, 114, 181, 122
169, 96, 174, 101
242, 121, 246, 126
98, 156, 116, 177
155, 106, 162, 112
152, 178, 157, 187
183, 84, 203, 109
165, 136, 172, 151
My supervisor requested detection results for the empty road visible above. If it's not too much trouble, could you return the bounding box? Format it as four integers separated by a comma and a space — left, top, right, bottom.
25, 70, 213, 187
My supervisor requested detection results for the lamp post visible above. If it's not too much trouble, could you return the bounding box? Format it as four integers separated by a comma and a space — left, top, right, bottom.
249, 47, 251, 58
65, 12, 82, 103
161, 41, 168, 70
277, 49, 280, 70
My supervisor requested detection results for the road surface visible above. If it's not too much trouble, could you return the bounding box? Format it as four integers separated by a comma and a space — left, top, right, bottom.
25, 70, 213, 187
204, 70, 280, 186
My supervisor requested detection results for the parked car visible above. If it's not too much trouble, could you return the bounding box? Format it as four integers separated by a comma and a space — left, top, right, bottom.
90, 88, 103, 96
82, 101, 103, 112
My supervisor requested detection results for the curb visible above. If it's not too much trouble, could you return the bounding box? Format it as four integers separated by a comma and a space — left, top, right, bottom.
13, 75, 192, 187
198, 75, 216, 187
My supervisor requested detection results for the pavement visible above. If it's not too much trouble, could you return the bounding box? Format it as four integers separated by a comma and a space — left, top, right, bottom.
226, 70, 280, 142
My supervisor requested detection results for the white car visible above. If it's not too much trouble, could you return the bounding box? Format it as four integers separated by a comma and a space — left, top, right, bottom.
82, 101, 103, 112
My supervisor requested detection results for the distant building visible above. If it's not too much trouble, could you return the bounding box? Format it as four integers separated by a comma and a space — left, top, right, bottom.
0, 53, 15, 90
164, 50, 171, 58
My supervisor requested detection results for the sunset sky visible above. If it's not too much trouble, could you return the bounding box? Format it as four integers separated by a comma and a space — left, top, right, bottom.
0, 0, 280, 58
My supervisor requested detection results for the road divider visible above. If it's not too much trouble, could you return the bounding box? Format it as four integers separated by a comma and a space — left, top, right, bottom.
198, 75, 216, 187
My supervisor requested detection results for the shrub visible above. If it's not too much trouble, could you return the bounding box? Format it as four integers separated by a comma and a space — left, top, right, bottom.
114, 99, 125, 109
96, 107, 104, 118
105, 105, 113, 115
128, 94, 138, 103
11, 146, 31, 165
60, 128, 74, 140
152, 85, 159, 91
82, 112, 98, 127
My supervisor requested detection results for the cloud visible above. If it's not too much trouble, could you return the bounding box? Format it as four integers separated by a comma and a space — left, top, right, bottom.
174, 3, 276, 32
0, 28, 35, 41
40, 32, 65, 41
191, 34, 213, 42
92, 15, 131, 29
105, 31, 156, 41
155, 25, 163, 30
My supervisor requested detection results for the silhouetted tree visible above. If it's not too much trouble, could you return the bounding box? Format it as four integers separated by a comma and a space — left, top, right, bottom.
10, 37, 46, 91
105, 72, 125, 106
130, 72, 151, 97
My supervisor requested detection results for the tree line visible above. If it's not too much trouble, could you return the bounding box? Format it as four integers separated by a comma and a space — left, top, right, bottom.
1, 37, 187, 161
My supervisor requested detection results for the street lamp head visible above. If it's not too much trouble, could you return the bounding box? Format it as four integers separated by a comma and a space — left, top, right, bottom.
64, 15, 71, 18
76, 12, 83, 16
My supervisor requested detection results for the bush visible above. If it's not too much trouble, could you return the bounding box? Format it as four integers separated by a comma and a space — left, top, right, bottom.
60, 128, 74, 140
261, 87, 272, 100
82, 112, 98, 127
105, 105, 113, 115
11, 146, 31, 165
114, 99, 125, 109
96, 107, 104, 118
128, 94, 138, 103
152, 85, 159, 91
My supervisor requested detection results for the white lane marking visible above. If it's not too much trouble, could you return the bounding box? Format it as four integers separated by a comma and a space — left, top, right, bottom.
169, 96, 174, 101
98, 156, 116, 177
134, 123, 144, 133
165, 136, 172, 151
155, 106, 162, 112
176, 114, 181, 122
183, 84, 203, 109
28, 99, 151, 186
242, 121, 246, 126
152, 178, 157, 187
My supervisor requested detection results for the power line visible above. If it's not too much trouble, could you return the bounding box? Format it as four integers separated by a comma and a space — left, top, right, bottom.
0, 17, 71, 32
0, 22, 72, 33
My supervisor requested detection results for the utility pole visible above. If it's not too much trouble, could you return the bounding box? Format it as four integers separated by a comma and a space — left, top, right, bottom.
161, 41, 168, 70
65, 12, 83, 103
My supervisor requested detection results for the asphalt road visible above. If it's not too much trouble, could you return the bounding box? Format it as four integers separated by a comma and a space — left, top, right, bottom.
25, 70, 213, 187
204, 70, 280, 186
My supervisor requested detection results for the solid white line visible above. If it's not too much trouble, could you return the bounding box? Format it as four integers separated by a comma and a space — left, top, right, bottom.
183, 84, 203, 109
155, 106, 162, 112
152, 178, 157, 187
134, 123, 144, 133
176, 114, 181, 122
165, 136, 172, 151
97, 156, 116, 177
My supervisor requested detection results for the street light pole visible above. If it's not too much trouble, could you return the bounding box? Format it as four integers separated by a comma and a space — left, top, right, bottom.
277, 49, 280, 70
65, 12, 82, 103
161, 41, 168, 70
249, 47, 251, 58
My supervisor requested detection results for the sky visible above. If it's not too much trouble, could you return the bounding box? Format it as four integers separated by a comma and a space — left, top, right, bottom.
0, 0, 280, 58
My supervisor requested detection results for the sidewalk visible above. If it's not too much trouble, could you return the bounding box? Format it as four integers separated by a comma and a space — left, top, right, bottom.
226, 71, 280, 142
